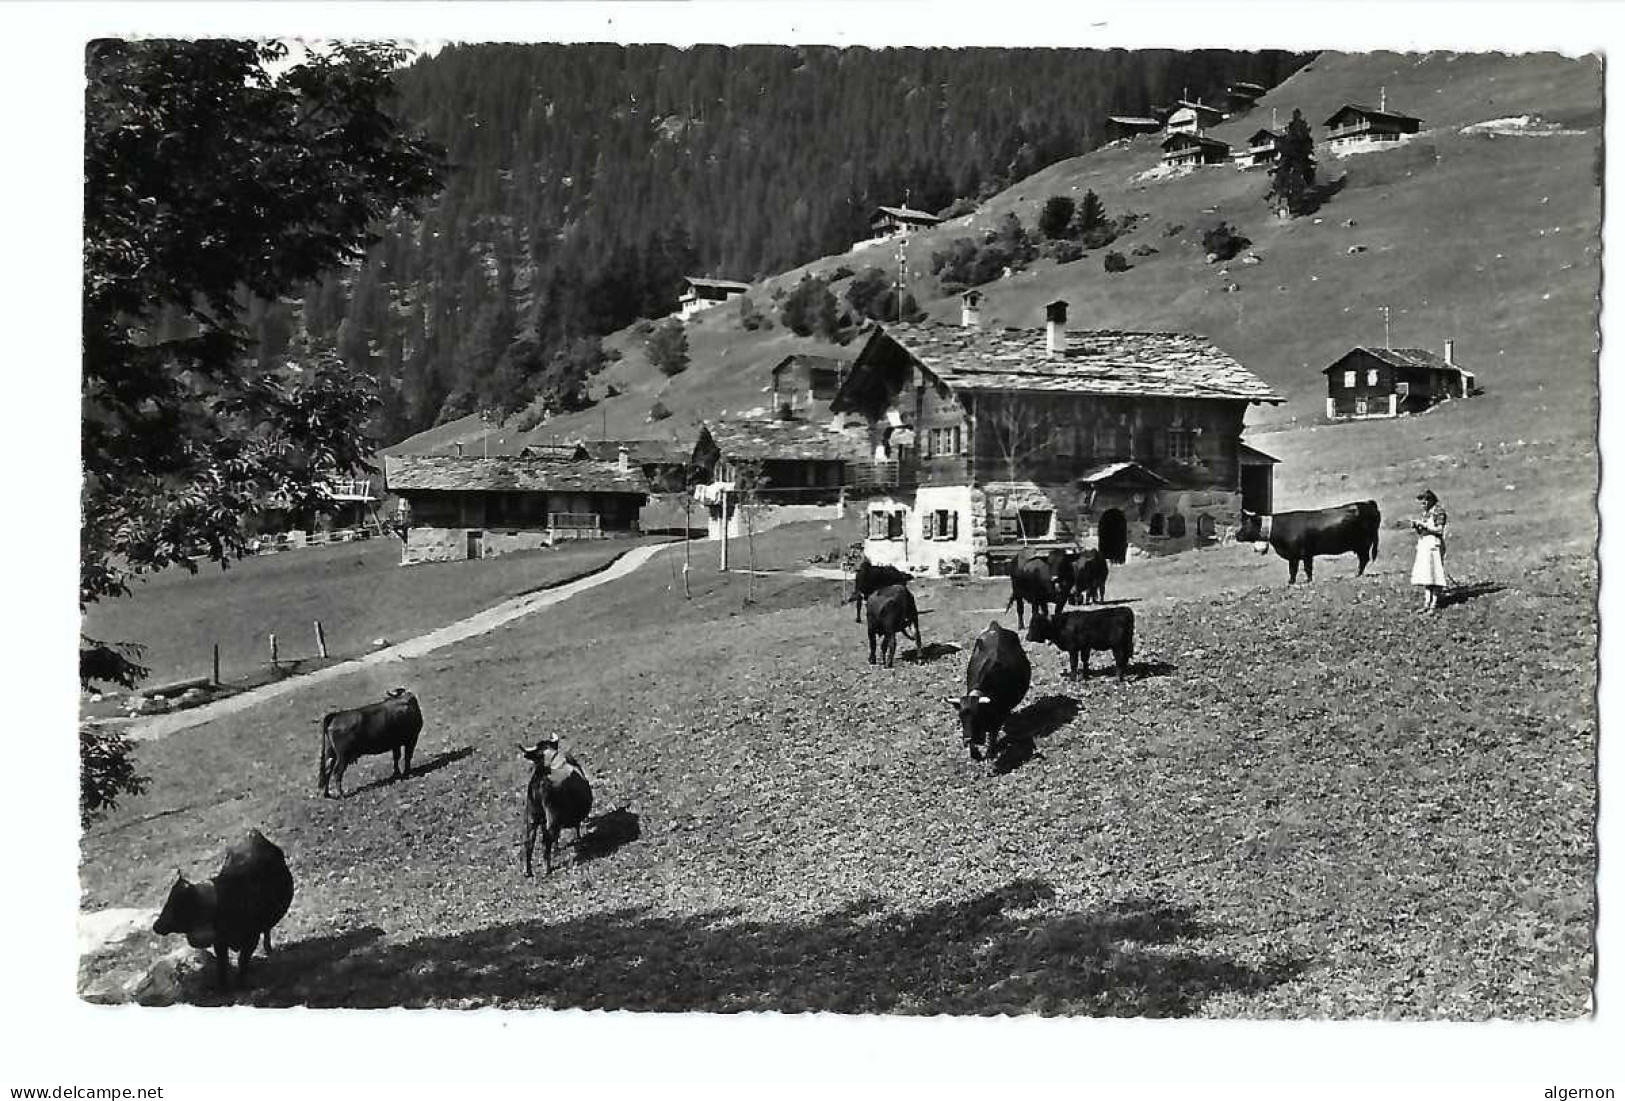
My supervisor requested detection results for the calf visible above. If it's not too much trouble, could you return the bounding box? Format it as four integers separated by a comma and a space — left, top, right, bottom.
1235, 501, 1381, 584
946, 621, 1031, 761
519, 738, 594, 877
847, 558, 913, 623
1005, 549, 1079, 628
865, 584, 922, 668
1073, 549, 1109, 605
1027, 606, 1135, 682
317, 687, 423, 798
152, 829, 295, 991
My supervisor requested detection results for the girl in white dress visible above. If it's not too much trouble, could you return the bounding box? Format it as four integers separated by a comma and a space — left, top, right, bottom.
1410, 489, 1448, 613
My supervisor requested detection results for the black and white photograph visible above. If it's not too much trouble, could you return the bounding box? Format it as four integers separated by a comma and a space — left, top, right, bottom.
4, 0, 1620, 1094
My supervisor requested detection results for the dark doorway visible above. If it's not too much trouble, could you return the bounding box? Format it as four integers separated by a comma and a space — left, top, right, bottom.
466, 530, 484, 560
1099, 509, 1128, 564
1241, 466, 1274, 515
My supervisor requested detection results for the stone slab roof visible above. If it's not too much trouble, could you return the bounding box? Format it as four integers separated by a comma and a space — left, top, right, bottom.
384, 455, 650, 496
575, 439, 692, 465
874, 321, 1282, 404
1323, 346, 1469, 377
683, 276, 751, 293
701, 418, 870, 462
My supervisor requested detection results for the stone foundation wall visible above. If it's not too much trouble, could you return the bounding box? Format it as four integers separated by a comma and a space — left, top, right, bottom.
708, 500, 845, 541
400, 526, 562, 566
860, 486, 976, 575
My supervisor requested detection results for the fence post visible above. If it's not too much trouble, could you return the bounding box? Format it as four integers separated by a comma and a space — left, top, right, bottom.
314, 620, 328, 659
212, 643, 220, 686
269, 633, 278, 668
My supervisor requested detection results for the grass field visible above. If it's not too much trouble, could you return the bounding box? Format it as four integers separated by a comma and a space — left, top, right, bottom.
81, 537, 664, 688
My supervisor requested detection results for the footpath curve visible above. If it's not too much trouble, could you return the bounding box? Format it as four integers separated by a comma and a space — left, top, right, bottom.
125, 540, 678, 742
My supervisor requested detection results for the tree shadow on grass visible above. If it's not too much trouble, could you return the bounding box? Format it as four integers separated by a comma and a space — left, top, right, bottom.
1440, 580, 1506, 609
223, 881, 1308, 1015
347, 745, 476, 797
993, 695, 1081, 774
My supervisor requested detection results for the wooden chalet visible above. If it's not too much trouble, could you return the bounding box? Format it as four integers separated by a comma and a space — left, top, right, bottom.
869, 205, 943, 238
1161, 132, 1232, 168
829, 300, 1282, 575
1321, 342, 1478, 421
1225, 81, 1267, 111
1235, 128, 1283, 169
690, 417, 869, 539
1165, 100, 1226, 135
1323, 102, 1422, 152
677, 276, 751, 320
384, 454, 648, 565
771, 354, 849, 414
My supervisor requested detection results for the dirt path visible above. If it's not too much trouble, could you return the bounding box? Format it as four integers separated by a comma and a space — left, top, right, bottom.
123, 540, 677, 743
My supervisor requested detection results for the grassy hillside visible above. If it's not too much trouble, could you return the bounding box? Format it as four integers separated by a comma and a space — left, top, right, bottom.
397, 48, 1599, 471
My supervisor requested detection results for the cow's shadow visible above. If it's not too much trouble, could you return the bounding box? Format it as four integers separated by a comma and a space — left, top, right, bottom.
1131, 659, 1178, 680
574, 808, 642, 866
1440, 580, 1505, 609
901, 642, 961, 664
348, 745, 476, 797
992, 695, 1081, 774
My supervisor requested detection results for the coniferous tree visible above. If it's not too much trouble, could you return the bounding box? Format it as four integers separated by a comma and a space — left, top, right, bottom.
1267, 108, 1318, 217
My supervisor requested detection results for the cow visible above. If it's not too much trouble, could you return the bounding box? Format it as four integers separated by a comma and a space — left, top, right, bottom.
865, 583, 922, 668
1027, 606, 1135, 681
847, 558, 913, 623
519, 738, 594, 877
946, 621, 1032, 761
1235, 501, 1381, 584
1073, 549, 1109, 605
152, 829, 295, 991
317, 687, 423, 798
1005, 548, 1080, 628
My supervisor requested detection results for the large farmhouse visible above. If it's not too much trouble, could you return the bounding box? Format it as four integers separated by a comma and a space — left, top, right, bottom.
384, 454, 648, 565
1322, 343, 1478, 421
829, 299, 1282, 576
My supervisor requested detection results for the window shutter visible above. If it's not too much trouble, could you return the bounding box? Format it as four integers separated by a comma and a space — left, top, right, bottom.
888, 511, 904, 540
949, 511, 959, 539
952, 426, 962, 455
923, 511, 936, 539
868, 511, 883, 540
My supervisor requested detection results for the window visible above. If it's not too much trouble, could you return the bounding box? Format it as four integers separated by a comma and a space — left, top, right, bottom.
868, 509, 906, 540
1355, 399, 1369, 417
1343, 370, 1357, 389
1167, 513, 1187, 538
929, 509, 958, 541
1366, 368, 1379, 386
926, 427, 962, 457
1018, 509, 1053, 539
1167, 428, 1195, 463
1148, 513, 1165, 537
1196, 514, 1217, 542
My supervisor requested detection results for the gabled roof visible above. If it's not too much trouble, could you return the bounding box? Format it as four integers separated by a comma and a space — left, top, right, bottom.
1323, 103, 1423, 128
854, 322, 1282, 404
698, 418, 870, 463
1172, 100, 1225, 115
1162, 133, 1232, 153
1247, 128, 1284, 144
770, 353, 848, 378
1108, 115, 1163, 127
1230, 80, 1268, 95
384, 455, 650, 496
682, 276, 751, 294
1322, 346, 1469, 377
1238, 442, 1281, 466
1078, 461, 1170, 488
871, 205, 943, 225
575, 439, 691, 465
517, 442, 591, 461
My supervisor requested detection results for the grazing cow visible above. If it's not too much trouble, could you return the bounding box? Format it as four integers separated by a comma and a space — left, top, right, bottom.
946, 621, 1032, 761
847, 558, 913, 623
1005, 548, 1080, 628
152, 829, 295, 991
317, 687, 423, 798
1073, 549, 1109, 605
519, 738, 594, 877
865, 583, 922, 668
1235, 501, 1381, 584
1027, 607, 1135, 681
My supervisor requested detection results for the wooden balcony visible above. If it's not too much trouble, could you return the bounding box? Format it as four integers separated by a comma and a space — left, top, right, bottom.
845, 460, 918, 490
322, 478, 376, 502
549, 512, 602, 539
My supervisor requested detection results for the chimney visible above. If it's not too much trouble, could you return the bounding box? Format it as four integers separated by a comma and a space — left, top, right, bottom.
454, 442, 465, 457
1379, 85, 1387, 112
617, 444, 631, 472
1443, 339, 1455, 366
961, 290, 983, 328
1045, 299, 1069, 356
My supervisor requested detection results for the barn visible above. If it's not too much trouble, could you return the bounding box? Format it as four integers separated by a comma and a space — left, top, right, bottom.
829, 298, 1282, 576
384, 454, 649, 565
1322, 343, 1479, 420
771, 354, 850, 415
690, 418, 868, 539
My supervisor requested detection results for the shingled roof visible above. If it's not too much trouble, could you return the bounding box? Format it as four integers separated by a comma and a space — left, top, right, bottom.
1322, 346, 1470, 377
384, 455, 650, 496
866, 322, 1282, 404
1324, 103, 1423, 128
683, 276, 751, 294
575, 438, 692, 464
699, 418, 870, 462
872, 205, 943, 225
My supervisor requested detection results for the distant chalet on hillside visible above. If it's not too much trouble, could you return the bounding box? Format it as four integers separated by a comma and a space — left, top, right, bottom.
1322, 342, 1479, 421
516, 441, 591, 461
384, 453, 648, 565
830, 297, 1282, 576
1108, 114, 1164, 138
1323, 103, 1423, 153
855, 205, 944, 251
1162, 132, 1232, 168
1235, 128, 1284, 170
771, 353, 849, 414
1165, 99, 1226, 135
690, 417, 868, 540
677, 276, 751, 320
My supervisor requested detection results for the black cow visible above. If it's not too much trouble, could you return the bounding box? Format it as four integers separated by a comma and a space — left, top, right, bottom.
1027, 606, 1135, 681
866, 584, 922, 667
153, 829, 295, 991
1073, 549, 1109, 605
946, 621, 1032, 761
1235, 501, 1381, 584
317, 687, 423, 798
1005, 548, 1080, 628
847, 558, 913, 623
519, 738, 594, 877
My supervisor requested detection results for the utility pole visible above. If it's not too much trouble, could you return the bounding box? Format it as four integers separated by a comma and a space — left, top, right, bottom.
1380, 305, 1392, 347
719, 487, 730, 571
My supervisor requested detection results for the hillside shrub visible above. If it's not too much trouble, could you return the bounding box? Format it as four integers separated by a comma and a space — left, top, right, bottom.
939, 196, 978, 219
1163, 222, 1185, 238
1131, 243, 1159, 257
1049, 240, 1085, 264
780, 274, 842, 339
1070, 189, 1108, 237
738, 294, 769, 331
1038, 196, 1076, 240
646, 318, 690, 377
933, 214, 1037, 288
1103, 250, 1130, 273
649, 400, 672, 422
828, 265, 855, 282
1201, 221, 1250, 263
